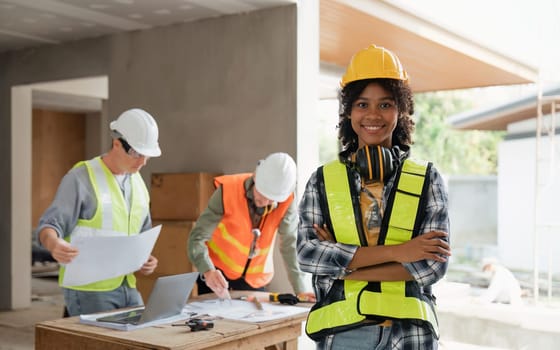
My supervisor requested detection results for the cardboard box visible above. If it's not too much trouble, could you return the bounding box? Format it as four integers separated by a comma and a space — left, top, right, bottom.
137, 220, 200, 301
152, 220, 196, 275
150, 172, 221, 220
135, 272, 159, 302
135, 272, 199, 302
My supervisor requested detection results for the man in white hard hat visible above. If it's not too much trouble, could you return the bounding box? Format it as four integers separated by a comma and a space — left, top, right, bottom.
36, 108, 162, 316
188, 152, 315, 302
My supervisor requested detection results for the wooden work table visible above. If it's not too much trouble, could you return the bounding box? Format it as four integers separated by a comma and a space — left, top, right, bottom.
35, 291, 309, 350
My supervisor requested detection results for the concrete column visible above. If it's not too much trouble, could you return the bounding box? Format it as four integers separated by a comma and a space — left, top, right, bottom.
296, 0, 320, 198
11, 86, 32, 309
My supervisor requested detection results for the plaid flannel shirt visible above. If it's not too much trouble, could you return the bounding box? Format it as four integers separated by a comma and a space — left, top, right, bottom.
297, 161, 450, 350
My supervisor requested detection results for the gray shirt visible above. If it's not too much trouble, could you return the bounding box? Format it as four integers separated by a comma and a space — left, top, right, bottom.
36, 159, 151, 242
187, 177, 307, 294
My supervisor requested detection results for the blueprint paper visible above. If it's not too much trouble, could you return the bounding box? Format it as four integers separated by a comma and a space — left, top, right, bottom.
62, 225, 161, 286
184, 299, 308, 323
79, 308, 190, 331
79, 298, 308, 330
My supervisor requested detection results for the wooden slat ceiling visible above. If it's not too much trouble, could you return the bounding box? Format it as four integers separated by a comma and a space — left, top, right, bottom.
452, 105, 543, 131
320, 0, 538, 93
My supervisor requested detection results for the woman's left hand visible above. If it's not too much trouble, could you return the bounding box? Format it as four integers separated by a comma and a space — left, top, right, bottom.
297, 291, 317, 303
313, 224, 335, 242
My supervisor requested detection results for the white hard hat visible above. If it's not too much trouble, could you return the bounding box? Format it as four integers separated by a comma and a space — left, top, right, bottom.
110, 108, 161, 157
254, 152, 296, 202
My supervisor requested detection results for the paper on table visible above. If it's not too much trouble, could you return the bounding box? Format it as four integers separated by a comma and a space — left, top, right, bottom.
184, 299, 309, 323
62, 225, 161, 287
79, 308, 190, 331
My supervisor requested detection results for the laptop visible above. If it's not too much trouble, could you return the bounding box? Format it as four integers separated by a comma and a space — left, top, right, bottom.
96, 272, 199, 325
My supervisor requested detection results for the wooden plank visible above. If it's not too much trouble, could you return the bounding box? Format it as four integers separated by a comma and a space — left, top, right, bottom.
35, 291, 308, 350
284, 338, 298, 350
36, 324, 154, 350
35, 317, 261, 350
36, 316, 303, 350
32, 109, 86, 227
179, 322, 301, 350
135, 221, 199, 301
150, 173, 220, 220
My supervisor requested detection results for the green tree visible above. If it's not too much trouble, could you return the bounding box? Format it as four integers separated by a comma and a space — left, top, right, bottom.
413, 91, 505, 175
318, 90, 505, 175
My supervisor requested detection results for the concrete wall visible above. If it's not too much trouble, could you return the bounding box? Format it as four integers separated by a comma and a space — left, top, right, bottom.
1, 37, 112, 310
0, 5, 299, 310
107, 7, 297, 177
447, 176, 499, 263
498, 136, 560, 274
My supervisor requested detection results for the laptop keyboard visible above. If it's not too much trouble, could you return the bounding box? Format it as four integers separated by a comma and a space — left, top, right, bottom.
96, 309, 144, 324
120, 312, 143, 324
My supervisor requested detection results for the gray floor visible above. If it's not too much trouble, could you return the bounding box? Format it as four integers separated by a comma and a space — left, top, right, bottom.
0, 275, 64, 350
0, 274, 513, 350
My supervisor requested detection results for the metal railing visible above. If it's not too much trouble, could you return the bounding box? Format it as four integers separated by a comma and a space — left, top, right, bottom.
533, 90, 560, 304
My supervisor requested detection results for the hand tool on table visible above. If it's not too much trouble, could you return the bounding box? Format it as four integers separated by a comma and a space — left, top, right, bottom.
186, 318, 214, 331
239, 295, 264, 310
269, 293, 300, 305
172, 313, 215, 331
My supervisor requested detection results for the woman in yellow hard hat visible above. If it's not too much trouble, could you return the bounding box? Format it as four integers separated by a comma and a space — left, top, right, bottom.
297, 44, 451, 349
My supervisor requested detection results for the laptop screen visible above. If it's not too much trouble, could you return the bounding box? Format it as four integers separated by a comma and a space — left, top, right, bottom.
97, 272, 199, 325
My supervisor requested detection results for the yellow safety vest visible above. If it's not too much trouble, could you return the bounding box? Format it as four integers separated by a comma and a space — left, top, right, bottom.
59, 157, 149, 291
305, 159, 439, 340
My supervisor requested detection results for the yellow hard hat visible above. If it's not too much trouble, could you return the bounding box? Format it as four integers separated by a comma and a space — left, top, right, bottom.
340, 44, 408, 88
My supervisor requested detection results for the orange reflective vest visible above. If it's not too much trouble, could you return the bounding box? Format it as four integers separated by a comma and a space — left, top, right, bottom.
207, 174, 293, 288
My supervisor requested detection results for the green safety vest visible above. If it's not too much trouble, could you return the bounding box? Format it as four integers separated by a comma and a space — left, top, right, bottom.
305, 158, 439, 340
58, 157, 149, 291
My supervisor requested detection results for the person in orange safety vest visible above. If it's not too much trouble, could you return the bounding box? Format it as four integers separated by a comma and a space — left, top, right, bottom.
187, 152, 315, 302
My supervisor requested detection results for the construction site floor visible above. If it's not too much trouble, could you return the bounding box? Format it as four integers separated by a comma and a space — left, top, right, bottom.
0, 276, 557, 349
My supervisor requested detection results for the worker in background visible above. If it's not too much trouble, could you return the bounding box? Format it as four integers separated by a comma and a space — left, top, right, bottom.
188, 152, 315, 302
477, 257, 523, 305
297, 44, 451, 349
36, 108, 161, 316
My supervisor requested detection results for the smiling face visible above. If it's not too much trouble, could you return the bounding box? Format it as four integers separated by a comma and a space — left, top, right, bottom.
349, 82, 398, 149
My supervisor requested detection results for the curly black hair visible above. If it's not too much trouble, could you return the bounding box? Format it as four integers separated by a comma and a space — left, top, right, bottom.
337, 78, 415, 161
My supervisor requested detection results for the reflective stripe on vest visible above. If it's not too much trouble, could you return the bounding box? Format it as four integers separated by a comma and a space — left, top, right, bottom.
306, 159, 439, 340
358, 160, 438, 337
207, 174, 292, 288
59, 157, 149, 291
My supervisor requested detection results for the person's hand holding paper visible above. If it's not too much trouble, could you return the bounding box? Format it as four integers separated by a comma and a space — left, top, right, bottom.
139, 255, 158, 275
62, 225, 161, 286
